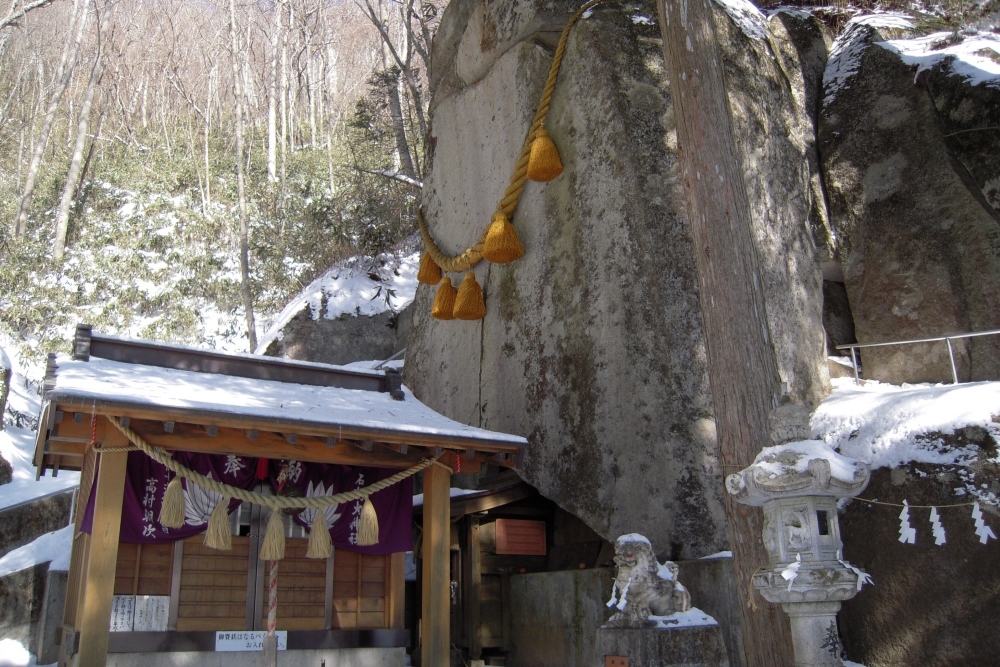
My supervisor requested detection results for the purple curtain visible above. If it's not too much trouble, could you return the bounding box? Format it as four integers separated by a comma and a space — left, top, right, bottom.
81, 452, 413, 555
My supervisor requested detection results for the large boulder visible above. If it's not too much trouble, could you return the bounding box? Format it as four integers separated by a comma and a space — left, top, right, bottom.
819, 17, 1000, 383
407, 0, 829, 556
839, 460, 1000, 667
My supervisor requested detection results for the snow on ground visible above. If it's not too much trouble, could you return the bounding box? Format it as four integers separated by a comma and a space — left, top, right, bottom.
0, 526, 73, 578
813, 378, 1000, 469
0, 638, 41, 667
255, 252, 419, 354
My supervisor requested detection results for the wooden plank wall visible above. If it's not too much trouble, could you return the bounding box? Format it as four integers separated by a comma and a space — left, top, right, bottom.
332, 549, 390, 629
175, 537, 250, 630
111, 536, 402, 632
113, 543, 173, 596
257, 540, 327, 631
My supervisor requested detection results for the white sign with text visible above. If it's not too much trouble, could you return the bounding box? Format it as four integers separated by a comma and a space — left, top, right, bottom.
215, 631, 288, 651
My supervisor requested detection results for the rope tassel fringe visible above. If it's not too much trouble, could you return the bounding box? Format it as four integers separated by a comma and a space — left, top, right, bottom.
260, 510, 286, 561
453, 272, 487, 320
204, 496, 232, 551
306, 510, 333, 559
527, 127, 563, 182
417, 252, 442, 285
431, 277, 457, 320
357, 497, 379, 546
159, 476, 186, 529
483, 212, 524, 264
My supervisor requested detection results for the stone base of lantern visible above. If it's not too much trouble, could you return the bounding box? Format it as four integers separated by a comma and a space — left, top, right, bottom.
595, 625, 730, 667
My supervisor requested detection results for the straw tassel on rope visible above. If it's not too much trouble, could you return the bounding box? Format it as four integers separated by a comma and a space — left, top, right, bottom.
305, 510, 333, 559
431, 277, 457, 320
204, 496, 233, 551
260, 509, 286, 560
357, 496, 380, 546
482, 211, 524, 264
526, 127, 563, 182
159, 475, 186, 529
453, 272, 487, 320
417, 252, 442, 285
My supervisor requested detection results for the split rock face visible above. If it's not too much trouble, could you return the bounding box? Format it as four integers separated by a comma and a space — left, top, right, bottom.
407, 0, 829, 557
819, 22, 1000, 383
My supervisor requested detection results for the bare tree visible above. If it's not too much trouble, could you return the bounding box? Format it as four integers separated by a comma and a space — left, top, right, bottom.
14, 0, 89, 236
54, 0, 107, 258
656, 0, 795, 665
0, 0, 61, 33
229, 0, 257, 351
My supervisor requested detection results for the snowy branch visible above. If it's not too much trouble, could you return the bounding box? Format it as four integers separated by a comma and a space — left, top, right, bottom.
356, 167, 423, 189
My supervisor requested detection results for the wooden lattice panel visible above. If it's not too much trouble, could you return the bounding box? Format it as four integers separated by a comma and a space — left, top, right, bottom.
176, 537, 249, 630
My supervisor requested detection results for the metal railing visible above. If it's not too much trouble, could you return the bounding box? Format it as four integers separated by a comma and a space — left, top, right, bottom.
835, 328, 1000, 385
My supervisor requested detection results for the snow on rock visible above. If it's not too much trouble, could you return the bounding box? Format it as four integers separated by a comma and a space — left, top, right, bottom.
649, 606, 718, 628
0, 525, 73, 578
751, 440, 866, 484
700, 550, 733, 559
0, 639, 33, 667
713, 0, 767, 40
812, 378, 1000, 471
823, 13, 916, 106
255, 252, 419, 355
879, 31, 1000, 89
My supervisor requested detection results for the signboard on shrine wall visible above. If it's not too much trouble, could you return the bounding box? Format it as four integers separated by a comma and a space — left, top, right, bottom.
495, 518, 547, 556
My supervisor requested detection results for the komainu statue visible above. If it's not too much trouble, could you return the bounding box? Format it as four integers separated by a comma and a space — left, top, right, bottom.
605, 534, 691, 627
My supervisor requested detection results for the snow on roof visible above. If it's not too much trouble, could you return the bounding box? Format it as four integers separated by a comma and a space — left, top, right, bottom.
46, 355, 527, 448
751, 440, 865, 484
255, 251, 419, 354
879, 31, 1000, 89
812, 377, 1000, 471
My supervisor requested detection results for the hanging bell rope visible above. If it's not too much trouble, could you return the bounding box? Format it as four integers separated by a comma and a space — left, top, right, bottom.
418, 0, 604, 272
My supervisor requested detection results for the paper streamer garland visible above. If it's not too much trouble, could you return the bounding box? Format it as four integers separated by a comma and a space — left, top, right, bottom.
780, 553, 802, 592
972, 502, 997, 544
929, 507, 947, 546
898, 501, 917, 544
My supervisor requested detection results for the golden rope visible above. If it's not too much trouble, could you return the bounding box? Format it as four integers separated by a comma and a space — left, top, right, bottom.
419, 0, 605, 272
107, 416, 434, 510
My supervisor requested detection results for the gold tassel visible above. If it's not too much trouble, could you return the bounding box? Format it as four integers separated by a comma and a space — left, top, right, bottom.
527, 127, 563, 182
431, 277, 456, 320
453, 272, 487, 320
417, 252, 442, 285
357, 497, 379, 546
482, 211, 524, 264
203, 496, 232, 551
159, 476, 186, 529
259, 509, 286, 561
305, 510, 333, 559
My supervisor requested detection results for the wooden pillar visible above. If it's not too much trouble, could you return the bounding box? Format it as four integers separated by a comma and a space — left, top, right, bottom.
75, 425, 129, 666
463, 516, 482, 660
421, 463, 451, 667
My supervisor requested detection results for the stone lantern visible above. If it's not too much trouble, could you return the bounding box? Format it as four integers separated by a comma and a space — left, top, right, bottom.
726, 440, 871, 667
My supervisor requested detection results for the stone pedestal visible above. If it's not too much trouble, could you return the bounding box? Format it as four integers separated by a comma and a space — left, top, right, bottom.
595, 626, 730, 667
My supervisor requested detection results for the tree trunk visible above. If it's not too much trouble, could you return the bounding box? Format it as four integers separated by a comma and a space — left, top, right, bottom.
386, 72, 415, 180
266, 0, 282, 182
229, 0, 257, 352
15, 0, 90, 236
655, 0, 795, 666
55, 5, 105, 259
279, 5, 289, 201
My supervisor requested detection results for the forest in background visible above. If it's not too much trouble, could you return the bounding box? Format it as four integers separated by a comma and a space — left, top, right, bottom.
0, 0, 437, 362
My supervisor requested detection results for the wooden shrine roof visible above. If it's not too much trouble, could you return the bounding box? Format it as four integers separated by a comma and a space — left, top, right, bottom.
34, 326, 527, 475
